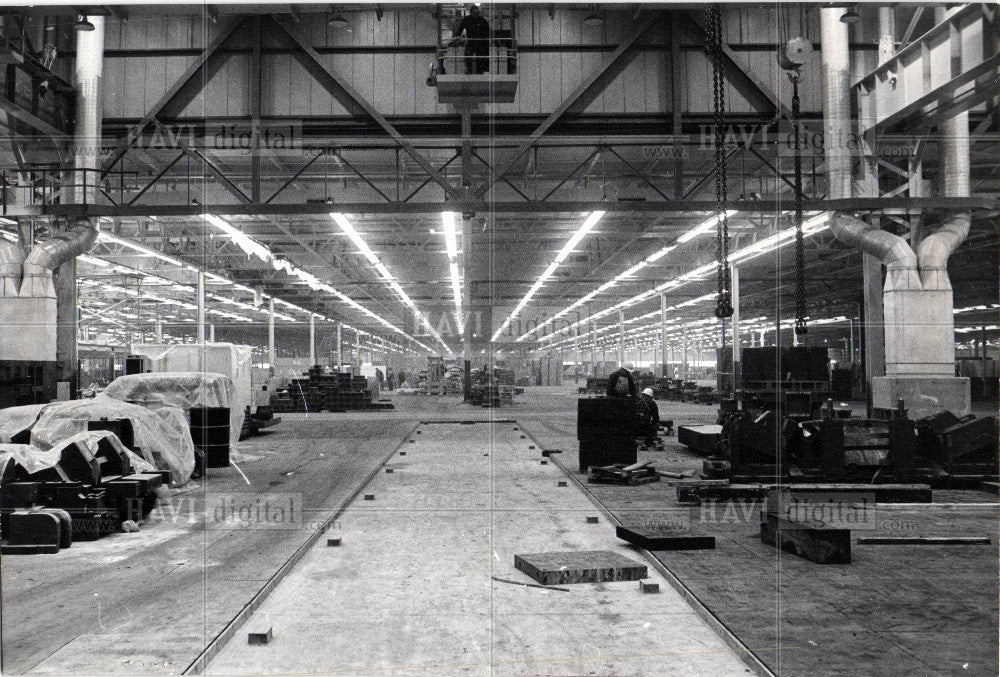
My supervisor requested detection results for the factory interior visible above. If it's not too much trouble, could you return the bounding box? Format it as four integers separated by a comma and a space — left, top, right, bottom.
0, 2, 998, 675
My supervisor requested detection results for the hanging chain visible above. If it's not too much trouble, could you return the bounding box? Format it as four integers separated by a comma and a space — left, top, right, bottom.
791, 72, 807, 335
707, 5, 733, 319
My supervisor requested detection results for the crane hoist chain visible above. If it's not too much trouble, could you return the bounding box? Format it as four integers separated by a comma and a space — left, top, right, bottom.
790, 71, 808, 335
706, 4, 733, 319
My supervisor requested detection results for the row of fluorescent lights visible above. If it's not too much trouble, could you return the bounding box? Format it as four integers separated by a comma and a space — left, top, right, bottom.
34, 225, 413, 353
516, 211, 735, 343
329, 212, 452, 355
534, 212, 832, 346
491, 210, 606, 342
203, 213, 438, 353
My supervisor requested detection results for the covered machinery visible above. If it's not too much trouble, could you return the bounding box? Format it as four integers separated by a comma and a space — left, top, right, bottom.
1, 430, 167, 552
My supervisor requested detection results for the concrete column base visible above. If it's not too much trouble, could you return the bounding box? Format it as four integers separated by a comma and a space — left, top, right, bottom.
872, 375, 971, 419
0, 296, 58, 361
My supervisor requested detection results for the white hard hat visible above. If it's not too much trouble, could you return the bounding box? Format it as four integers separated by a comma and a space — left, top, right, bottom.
642, 388, 654, 398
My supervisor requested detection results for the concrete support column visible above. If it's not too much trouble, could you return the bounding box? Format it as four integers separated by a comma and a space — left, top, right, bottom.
268, 297, 275, 374
196, 271, 206, 344
154, 318, 163, 342
309, 314, 316, 366
54, 265, 77, 390
618, 309, 625, 367
660, 294, 668, 377
209, 323, 215, 342
731, 266, 740, 391
863, 254, 886, 382
682, 325, 688, 379
336, 323, 343, 368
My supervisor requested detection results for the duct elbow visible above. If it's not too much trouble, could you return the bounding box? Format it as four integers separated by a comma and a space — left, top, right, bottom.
829, 213, 917, 271
0, 237, 26, 295
23, 219, 98, 271
916, 212, 971, 286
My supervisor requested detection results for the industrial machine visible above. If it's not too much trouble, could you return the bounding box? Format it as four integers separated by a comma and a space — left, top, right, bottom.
714, 347, 998, 485
1, 431, 166, 552
719, 346, 832, 477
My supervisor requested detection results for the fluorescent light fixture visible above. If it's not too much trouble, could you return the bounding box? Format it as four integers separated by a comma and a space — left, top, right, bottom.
518, 211, 735, 342
645, 245, 675, 263
533, 212, 831, 345
676, 211, 735, 244
203, 214, 272, 263
331, 212, 452, 355
331, 212, 379, 265
491, 211, 604, 341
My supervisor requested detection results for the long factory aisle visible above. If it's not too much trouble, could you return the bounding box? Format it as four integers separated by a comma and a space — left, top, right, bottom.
207, 420, 750, 676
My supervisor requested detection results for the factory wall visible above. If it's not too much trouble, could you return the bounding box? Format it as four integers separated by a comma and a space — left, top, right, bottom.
96, 5, 885, 122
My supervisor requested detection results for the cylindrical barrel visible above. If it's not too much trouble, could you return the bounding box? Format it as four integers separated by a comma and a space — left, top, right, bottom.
190, 407, 230, 468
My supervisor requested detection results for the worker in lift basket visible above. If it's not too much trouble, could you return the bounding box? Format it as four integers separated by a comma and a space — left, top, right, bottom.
454, 5, 491, 75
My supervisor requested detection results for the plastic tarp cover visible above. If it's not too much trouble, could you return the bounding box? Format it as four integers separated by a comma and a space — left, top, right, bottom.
104, 371, 242, 450
1, 432, 168, 501
129, 342, 251, 448
0, 443, 61, 475
56, 430, 159, 475
26, 394, 194, 485
0, 404, 48, 443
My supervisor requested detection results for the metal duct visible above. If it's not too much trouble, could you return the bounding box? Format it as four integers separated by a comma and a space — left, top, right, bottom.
23, 219, 98, 272
821, 7, 918, 287
915, 24, 971, 291
829, 214, 918, 273
0, 234, 25, 295
820, 8, 852, 202
74, 15, 105, 204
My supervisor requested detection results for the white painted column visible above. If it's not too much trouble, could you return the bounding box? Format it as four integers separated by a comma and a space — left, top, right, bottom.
618, 309, 625, 366
731, 266, 740, 390
74, 15, 104, 204
660, 293, 668, 376
268, 297, 275, 373
336, 323, 343, 368
309, 314, 316, 366
682, 324, 688, 379
196, 270, 206, 343
590, 317, 597, 376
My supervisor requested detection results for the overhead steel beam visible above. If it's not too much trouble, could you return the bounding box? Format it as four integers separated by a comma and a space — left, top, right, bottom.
678, 11, 790, 119
127, 151, 184, 205
36, 196, 998, 218
270, 15, 465, 201
265, 149, 326, 204
475, 10, 666, 198
174, 138, 252, 203
0, 96, 71, 142
99, 17, 245, 177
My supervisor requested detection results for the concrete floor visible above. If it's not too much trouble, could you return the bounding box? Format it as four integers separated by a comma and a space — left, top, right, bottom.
2, 383, 996, 675
519, 387, 1000, 676
206, 420, 749, 676
1, 417, 417, 674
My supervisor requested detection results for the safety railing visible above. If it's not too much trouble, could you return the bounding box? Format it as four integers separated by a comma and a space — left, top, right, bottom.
431, 36, 518, 80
